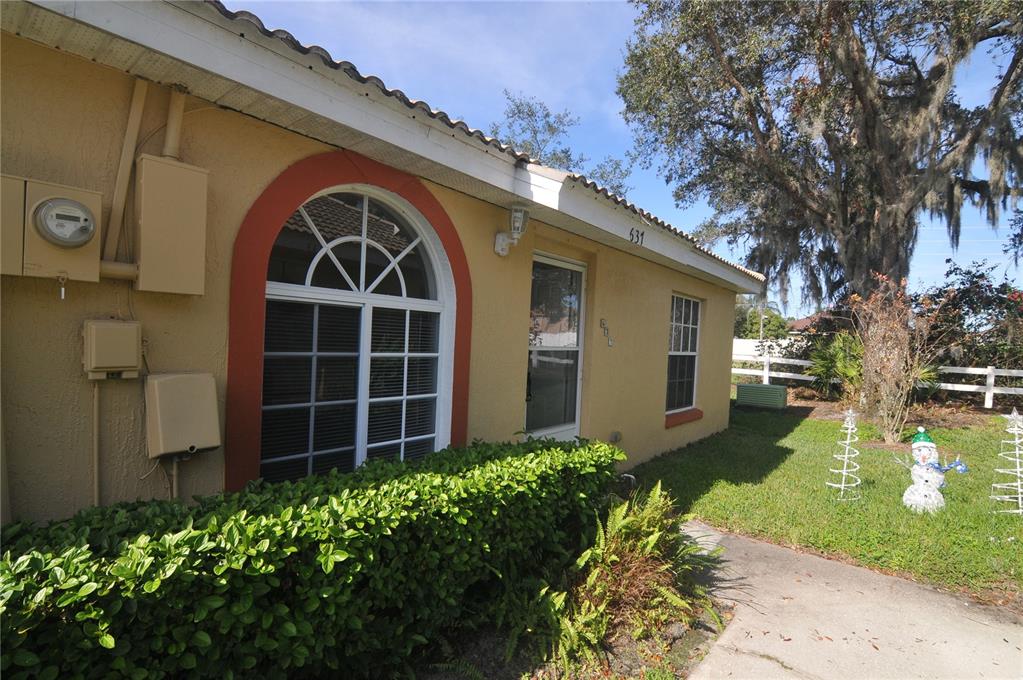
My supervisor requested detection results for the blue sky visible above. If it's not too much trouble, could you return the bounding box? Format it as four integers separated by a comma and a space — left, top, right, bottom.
224, 1, 1019, 315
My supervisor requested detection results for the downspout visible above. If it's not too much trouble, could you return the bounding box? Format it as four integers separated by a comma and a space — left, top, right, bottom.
162, 89, 187, 160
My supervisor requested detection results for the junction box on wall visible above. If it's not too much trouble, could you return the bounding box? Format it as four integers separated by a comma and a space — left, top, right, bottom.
83, 320, 142, 380
144, 373, 221, 459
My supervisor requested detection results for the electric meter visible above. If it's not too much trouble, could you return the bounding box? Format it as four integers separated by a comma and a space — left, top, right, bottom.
33, 198, 96, 248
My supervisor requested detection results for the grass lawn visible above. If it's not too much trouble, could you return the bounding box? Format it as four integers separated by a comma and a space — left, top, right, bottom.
633, 404, 1022, 601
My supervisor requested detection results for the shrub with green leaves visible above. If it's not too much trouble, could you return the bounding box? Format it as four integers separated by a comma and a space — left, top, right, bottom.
806, 331, 863, 400
0, 439, 624, 679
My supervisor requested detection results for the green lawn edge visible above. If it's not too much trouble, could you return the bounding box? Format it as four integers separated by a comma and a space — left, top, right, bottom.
632, 405, 1022, 598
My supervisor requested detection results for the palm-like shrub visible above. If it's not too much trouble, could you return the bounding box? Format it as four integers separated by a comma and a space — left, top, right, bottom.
806, 331, 863, 400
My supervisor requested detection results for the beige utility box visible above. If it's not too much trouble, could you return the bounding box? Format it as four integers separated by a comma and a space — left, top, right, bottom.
83, 320, 142, 379
135, 154, 208, 295
2, 175, 103, 281
145, 373, 221, 458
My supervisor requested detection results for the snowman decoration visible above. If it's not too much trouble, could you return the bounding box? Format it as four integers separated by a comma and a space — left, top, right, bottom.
902, 427, 967, 514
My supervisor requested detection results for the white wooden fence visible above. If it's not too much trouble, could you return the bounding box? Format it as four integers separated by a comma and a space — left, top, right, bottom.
731, 353, 1023, 409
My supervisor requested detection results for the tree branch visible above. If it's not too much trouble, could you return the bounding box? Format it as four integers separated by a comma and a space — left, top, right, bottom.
827, 1, 896, 193
909, 43, 1023, 209
704, 25, 829, 221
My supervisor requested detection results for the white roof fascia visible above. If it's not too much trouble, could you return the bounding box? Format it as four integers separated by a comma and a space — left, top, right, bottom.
556, 180, 762, 292
28, 0, 762, 292
32, 1, 519, 189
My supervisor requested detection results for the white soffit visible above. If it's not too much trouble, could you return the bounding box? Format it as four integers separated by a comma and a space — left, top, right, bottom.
7, 0, 762, 292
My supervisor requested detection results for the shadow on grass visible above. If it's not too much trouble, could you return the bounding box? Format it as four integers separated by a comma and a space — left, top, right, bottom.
632, 404, 807, 514
626, 405, 812, 617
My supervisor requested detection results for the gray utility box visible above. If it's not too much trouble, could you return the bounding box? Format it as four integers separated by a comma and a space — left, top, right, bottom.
735, 383, 788, 409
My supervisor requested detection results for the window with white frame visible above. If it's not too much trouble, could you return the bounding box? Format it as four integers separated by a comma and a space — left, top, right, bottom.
666, 295, 700, 412
260, 191, 452, 483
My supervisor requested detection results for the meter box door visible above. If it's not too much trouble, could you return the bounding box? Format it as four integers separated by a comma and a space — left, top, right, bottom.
23, 179, 103, 282
145, 373, 221, 458
1, 175, 25, 275
135, 154, 208, 295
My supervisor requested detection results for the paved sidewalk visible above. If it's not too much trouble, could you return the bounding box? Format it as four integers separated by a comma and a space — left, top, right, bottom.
685, 521, 1023, 680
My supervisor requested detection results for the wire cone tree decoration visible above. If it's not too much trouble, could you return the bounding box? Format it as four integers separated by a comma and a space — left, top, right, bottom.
827, 409, 861, 501
992, 408, 1023, 515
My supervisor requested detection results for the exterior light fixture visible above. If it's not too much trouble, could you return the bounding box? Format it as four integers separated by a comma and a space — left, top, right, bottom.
495, 205, 529, 256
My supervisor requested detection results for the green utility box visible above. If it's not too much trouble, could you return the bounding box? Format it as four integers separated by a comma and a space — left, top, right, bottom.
735, 383, 788, 409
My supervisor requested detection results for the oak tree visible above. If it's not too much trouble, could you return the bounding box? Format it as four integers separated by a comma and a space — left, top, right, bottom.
619, 0, 1022, 301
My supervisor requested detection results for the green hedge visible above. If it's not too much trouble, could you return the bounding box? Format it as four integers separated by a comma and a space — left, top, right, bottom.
0, 439, 624, 679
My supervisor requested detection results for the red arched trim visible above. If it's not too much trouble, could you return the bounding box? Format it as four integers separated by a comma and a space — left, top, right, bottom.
225, 150, 472, 491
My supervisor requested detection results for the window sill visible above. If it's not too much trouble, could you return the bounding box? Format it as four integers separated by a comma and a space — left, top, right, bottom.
665, 408, 703, 429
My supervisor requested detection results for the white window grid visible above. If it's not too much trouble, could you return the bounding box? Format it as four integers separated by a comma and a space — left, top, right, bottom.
260, 303, 440, 474
261, 188, 454, 479
667, 295, 701, 413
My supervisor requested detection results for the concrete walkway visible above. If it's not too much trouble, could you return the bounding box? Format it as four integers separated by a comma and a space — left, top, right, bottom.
684, 521, 1023, 680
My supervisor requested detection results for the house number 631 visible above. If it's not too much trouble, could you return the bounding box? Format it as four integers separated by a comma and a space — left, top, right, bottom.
629, 228, 645, 246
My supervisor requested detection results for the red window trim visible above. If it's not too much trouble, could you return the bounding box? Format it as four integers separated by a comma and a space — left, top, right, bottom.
664, 408, 703, 429
225, 150, 472, 491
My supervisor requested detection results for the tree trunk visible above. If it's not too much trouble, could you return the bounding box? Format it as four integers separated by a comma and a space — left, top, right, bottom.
835, 212, 913, 296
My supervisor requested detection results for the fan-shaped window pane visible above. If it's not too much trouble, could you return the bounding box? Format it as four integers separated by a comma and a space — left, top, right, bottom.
266, 191, 435, 300
364, 245, 398, 295
372, 269, 404, 297
400, 247, 432, 299
331, 242, 362, 287
310, 257, 352, 290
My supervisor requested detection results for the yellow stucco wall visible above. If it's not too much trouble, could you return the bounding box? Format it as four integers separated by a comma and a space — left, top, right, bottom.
424, 184, 735, 461
1, 35, 736, 523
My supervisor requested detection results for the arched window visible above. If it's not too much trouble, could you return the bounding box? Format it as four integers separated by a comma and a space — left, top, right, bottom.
259, 189, 454, 482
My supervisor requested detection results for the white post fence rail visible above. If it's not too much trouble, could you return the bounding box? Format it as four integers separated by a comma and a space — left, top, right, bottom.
732, 353, 1023, 409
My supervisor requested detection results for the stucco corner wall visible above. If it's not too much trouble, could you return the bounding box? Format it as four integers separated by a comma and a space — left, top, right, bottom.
1, 35, 328, 522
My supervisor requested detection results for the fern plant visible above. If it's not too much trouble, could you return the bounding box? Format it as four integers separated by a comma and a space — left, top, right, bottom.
519, 483, 718, 670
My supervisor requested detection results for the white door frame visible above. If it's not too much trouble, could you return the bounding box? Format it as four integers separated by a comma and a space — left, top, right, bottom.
525, 252, 586, 440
